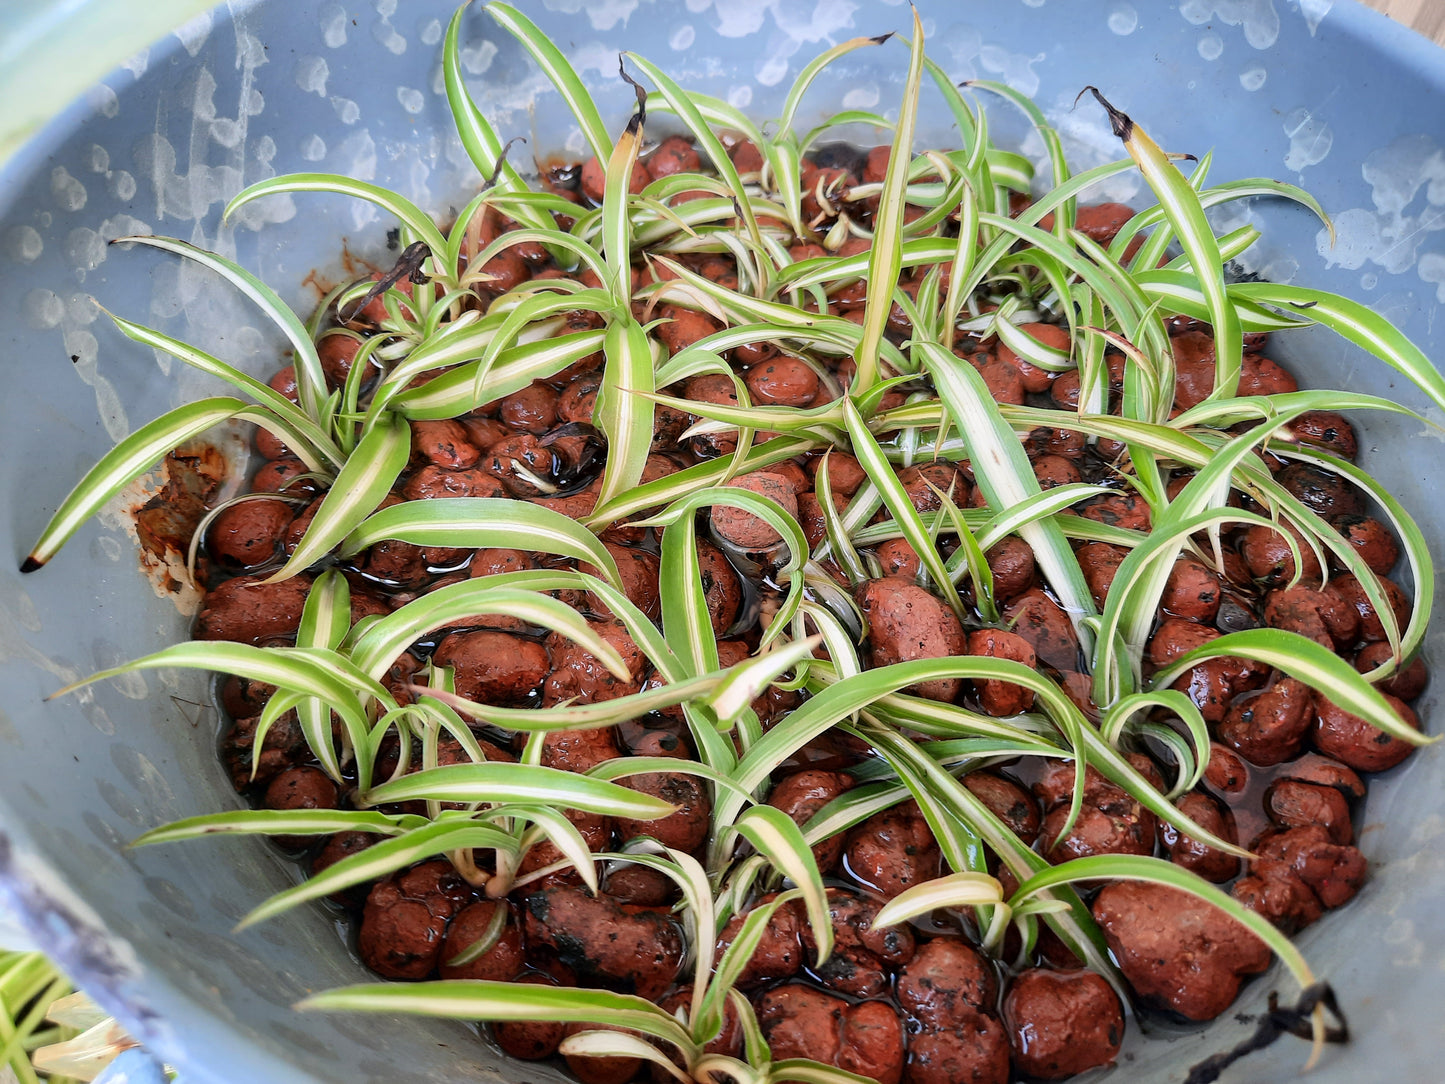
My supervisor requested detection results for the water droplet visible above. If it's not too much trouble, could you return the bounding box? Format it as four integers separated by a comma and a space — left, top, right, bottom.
1107, 3, 1138, 35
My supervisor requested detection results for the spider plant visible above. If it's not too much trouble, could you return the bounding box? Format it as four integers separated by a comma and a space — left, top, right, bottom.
25, 0, 1445, 1081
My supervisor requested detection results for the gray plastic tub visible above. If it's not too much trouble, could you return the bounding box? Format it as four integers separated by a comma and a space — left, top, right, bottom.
2, 1, 1444, 1081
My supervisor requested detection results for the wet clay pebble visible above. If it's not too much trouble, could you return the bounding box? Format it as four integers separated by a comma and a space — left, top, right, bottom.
1003, 588, 1080, 671
985, 536, 1036, 601
1161, 556, 1221, 623
562, 1021, 642, 1084
1204, 742, 1249, 794
401, 465, 507, 501
1254, 825, 1366, 909
263, 765, 338, 814
996, 322, 1071, 394
251, 458, 314, 494
1078, 490, 1151, 531
844, 799, 942, 899
580, 155, 648, 203
875, 537, 922, 579
1332, 515, 1400, 575
1074, 201, 1136, 245
220, 711, 301, 790
499, 384, 559, 434
655, 305, 724, 355
647, 134, 702, 179
580, 543, 661, 621
1092, 881, 1270, 1020
897, 461, 966, 512
1313, 689, 1419, 772
1039, 770, 1157, 863
1218, 676, 1315, 766
1148, 618, 1268, 724
310, 831, 377, 907
799, 889, 916, 998
1159, 791, 1240, 882
207, 500, 295, 568
906, 1015, 1010, 1084
857, 579, 967, 702
897, 939, 996, 1028
962, 772, 1041, 844
410, 420, 480, 470
965, 628, 1036, 716
431, 630, 549, 705
543, 620, 649, 706
518, 808, 611, 882
1033, 453, 1082, 489
524, 885, 682, 1000
808, 452, 867, 498
492, 975, 568, 1059
614, 771, 711, 852
359, 860, 473, 980
767, 770, 856, 872
696, 538, 742, 635
1289, 410, 1358, 459
1077, 542, 1129, 610
438, 900, 525, 981
1354, 641, 1428, 700
483, 434, 558, 498
1263, 584, 1358, 649
1276, 462, 1364, 518
1330, 571, 1411, 643
746, 355, 821, 407
1265, 779, 1353, 844
682, 374, 740, 456
1003, 968, 1123, 1080
1238, 522, 1322, 587
195, 574, 313, 644
716, 895, 805, 987
757, 985, 905, 1084
1230, 862, 1324, 935
541, 728, 623, 775
469, 547, 533, 578
711, 471, 800, 551
604, 864, 676, 907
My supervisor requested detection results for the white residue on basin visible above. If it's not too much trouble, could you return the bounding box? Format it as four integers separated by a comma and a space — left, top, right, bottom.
293, 55, 330, 97
1107, 3, 1138, 35
1316, 134, 1445, 281
1178, 0, 1280, 50
1283, 106, 1332, 173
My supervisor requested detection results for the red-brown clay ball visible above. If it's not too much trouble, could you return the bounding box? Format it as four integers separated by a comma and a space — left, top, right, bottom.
1003, 968, 1123, 1080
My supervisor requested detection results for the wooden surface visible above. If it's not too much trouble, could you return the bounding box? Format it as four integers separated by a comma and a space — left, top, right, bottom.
1362, 0, 1445, 46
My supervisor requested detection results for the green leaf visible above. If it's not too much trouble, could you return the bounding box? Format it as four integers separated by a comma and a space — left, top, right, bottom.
225, 174, 448, 265
23, 397, 245, 571
106, 312, 343, 468
240, 818, 518, 927
267, 410, 411, 581
732, 805, 833, 965
1084, 90, 1242, 397
339, 498, 622, 588
298, 980, 695, 1052
116, 235, 328, 421
872, 871, 1005, 929
1153, 628, 1434, 747
363, 763, 679, 817
441, 4, 552, 236
918, 341, 1097, 646
486, 3, 612, 162
131, 809, 418, 846
1008, 854, 1316, 991
850, 7, 923, 394
1232, 281, 1445, 415
593, 316, 657, 513
294, 570, 354, 780
350, 579, 627, 682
